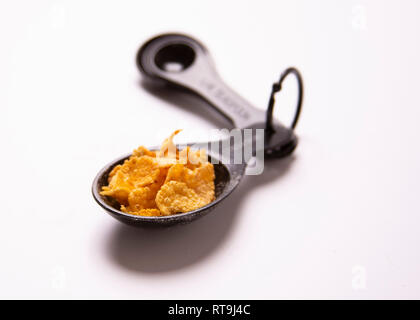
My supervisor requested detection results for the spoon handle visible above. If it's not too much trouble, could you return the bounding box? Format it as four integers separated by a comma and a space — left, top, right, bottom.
137, 33, 303, 158
137, 33, 266, 128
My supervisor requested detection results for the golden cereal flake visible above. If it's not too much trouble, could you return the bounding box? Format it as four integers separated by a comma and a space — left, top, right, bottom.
154, 156, 178, 168
100, 156, 159, 203
121, 170, 167, 213
121, 208, 162, 217
164, 162, 215, 203
101, 130, 215, 217
178, 147, 208, 169
125, 186, 158, 211
132, 146, 156, 157
119, 156, 160, 188
101, 185, 130, 206
155, 181, 208, 215
158, 129, 181, 158
108, 164, 122, 180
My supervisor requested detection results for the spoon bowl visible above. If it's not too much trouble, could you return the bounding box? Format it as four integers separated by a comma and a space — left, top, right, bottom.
92, 148, 246, 228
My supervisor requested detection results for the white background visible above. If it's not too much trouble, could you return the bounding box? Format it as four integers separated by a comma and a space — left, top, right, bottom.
1, 0, 419, 299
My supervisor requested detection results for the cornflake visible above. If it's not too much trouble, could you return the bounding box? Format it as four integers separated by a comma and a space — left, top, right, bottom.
100, 130, 215, 216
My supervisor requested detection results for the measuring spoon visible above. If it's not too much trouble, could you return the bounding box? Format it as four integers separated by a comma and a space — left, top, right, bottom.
92, 33, 303, 227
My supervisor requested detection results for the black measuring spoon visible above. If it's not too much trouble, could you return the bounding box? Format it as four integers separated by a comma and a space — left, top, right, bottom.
92, 33, 303, 227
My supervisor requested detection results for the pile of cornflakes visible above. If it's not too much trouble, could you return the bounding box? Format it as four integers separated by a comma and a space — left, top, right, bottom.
100, 130, 215, 216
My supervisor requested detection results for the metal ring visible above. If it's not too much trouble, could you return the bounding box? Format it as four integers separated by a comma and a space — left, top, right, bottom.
265, 67, 304, 132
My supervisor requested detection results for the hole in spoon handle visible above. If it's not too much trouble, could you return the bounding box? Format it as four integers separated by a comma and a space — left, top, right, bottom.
137, 33, 266, 129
